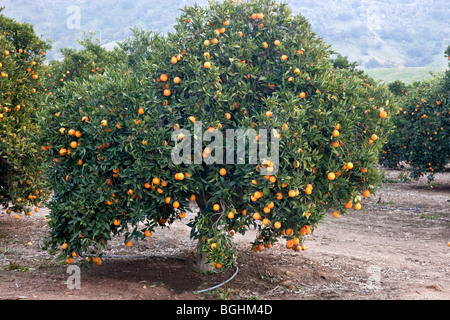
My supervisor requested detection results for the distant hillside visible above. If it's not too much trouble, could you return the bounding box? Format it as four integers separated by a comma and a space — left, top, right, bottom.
1, 0, 449, 69
365, 67, 446, 85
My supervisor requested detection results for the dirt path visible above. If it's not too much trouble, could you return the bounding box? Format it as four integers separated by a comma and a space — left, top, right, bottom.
1, 169, 449, 300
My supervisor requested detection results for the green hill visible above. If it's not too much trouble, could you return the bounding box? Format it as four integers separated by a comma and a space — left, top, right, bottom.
365, 67, 447, 84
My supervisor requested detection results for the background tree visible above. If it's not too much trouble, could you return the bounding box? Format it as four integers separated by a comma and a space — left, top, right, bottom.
380, 46, 449, 183
0, 8, 51, 216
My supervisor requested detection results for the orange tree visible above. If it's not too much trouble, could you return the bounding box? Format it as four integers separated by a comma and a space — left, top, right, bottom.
39, 0, 395, 268
43, 32, 126, 92
380, 47, 449, 183
0, 9, 51, 216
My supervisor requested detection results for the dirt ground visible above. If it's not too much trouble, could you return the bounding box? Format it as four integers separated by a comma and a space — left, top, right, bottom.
0, 168, 449, 300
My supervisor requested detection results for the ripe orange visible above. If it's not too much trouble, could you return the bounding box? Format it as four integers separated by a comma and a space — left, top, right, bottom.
262, 42, 268, 49
288, 190, 296, 197
305, 187, 312, 195
152, 177, 160, 185
332, 211, 340, 218
213, 204, 220, 211
262, 218, 270, 226
125, 241, 133, 247
160, 74, 168, 82
211, 243, 217, 250
75, 131, 82, 138
219, 168, 227, 176
274, 221, 281, 229
345, 201, 352, 209
253, 212, 261, 220
363, 190, 370, 198
144, 230, 152, 237
173, 201, 180, 208
171, 56, 178, 64
204, 61, 211, 69
138, 107, 144, 114
380, 111, 387, 119
189, 194, 196, 201
347, 162, 354, 170
327, 172, 336, 180
371, 134, 378, 141
332, 130, 339, 138
281, 54, 288, 61
113, 219, 120, 226
299, 92, 306, 99
164, 89, 171, 96
256, 13, 264, 20
354, 203, 361, 210
179, 212, 186, 218
286, 240, 294, 249
274, 39, 280, 46
173, 77, 181, 84
227, 211, 235, 219
62, 243, 68, 250
68, 129, 76, 136
70, 141, 77, 149
165, 196, 171, 204
266, 111, 273, 118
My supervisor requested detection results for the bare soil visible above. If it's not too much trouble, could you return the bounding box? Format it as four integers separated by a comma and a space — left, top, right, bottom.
1, 168, 449, 300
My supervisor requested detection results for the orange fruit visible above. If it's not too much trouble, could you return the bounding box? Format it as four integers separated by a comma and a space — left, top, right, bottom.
211, 243, 217, 250
253, 212, 261, 220
262, 42, 268, 49
160, 74, 168, 82
345, 201, 352, 209
70, 141, 77, 149
274, 39, 280, 46
380, 111, 387, 119
171, 56, 178, 64
288, 190, 296, 197
113, 219, 120, 226
327, 172, 336, 180
262, 218, 270, 226
173, 77, 181, 84
256, 13, 264, 20
286, 240, 294, 249
305, 187, 312, 195
274, 221, 281, 229
173, 201, 180, 208
204, 61, 211, 69
332, 211, 340, 218
189, 194, 196, 201
332, 130, 339, 138
227, 211, 235, 219
144, 230, 152, 237
219, 168, 227, 176
354, 203, 361, 210
125, 241, 133, 247
371, 134, 378, 141
75, 131, 82, 138
266, 111, 273, 118
281, 54, 288, 61
213, 204, 220, 211
62, 243, 68, 250
179, 212, 186, 218
164, 89, 171, 96
363, 190, 370, 198
68, 129, 76, 136
299, 92, 306, 99
138, 107, 144, 114
347, 162, 354, 170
